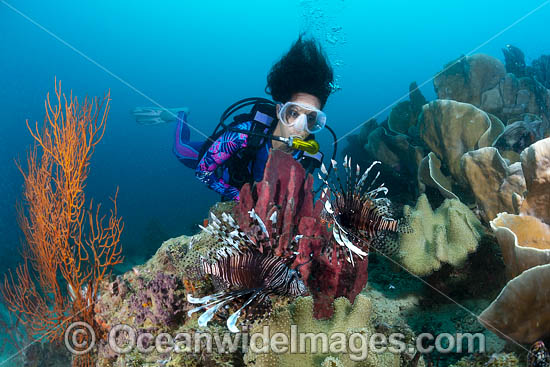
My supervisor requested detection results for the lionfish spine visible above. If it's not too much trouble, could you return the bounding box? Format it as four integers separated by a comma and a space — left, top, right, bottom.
188, 212, 307, 332
319, 157, 407, 263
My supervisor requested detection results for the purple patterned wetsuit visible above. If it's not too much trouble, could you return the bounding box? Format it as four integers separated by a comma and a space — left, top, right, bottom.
173, 110, 309, 201
196, 121, 252, 201
195, 121, 303, 201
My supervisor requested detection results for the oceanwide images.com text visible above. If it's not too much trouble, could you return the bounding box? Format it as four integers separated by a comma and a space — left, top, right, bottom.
65, 322, 485, 361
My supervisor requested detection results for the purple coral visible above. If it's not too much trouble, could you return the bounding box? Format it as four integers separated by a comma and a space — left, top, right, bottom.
129, 272, 185, 326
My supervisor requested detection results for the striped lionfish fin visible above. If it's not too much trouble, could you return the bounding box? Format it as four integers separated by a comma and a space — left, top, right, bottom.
200, 212, 257, 257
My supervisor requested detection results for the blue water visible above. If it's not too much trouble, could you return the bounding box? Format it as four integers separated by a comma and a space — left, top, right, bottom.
0, 0, 548, 361
1, 0, 548, 273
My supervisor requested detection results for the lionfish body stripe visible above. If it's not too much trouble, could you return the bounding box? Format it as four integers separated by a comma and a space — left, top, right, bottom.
320, 156, 407, 263
188, 213, 306, 333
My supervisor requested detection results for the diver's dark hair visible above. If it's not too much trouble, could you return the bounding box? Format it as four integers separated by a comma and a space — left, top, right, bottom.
266, 35, 334, 109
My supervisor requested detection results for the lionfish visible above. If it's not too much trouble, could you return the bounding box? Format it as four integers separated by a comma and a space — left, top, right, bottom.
187, 211, 307, 333
318, 156, 409, 265
529, 341, 550, 367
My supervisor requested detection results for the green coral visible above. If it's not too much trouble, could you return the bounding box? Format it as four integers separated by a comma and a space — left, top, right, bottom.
398, 194, 485, 276
244, 295, 401, 367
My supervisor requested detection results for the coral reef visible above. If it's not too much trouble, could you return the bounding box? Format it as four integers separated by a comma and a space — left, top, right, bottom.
388, 81, 427, 135
339, 49, 550, 360
478, 138, 550, 345
235, 149, 369, 319
518, 137, 550, 223
94, 233, 240, 366
418, 99, 505, 186
434, 54, 506, 110
493, 115, 550, 163
434, 53, 550, 123
364, 126, 424, 179
531, 54, 550, 89
478, 264, 550, 344
461, 147, 526, 223
397, 194, 485, 276
450, 352, 521, 367
483, 138, 550, 279
90, 48, 550, 366
418, 152, 458, 200
243, 294, 402, 367
128, 271, 185, 327
490, 213, 550, 279
503, 44, 527, 77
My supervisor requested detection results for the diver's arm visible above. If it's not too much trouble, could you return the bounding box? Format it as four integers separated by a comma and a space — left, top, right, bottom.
195, 122, 251, 201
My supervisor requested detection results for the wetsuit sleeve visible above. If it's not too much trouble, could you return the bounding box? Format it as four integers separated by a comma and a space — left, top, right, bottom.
195, 122, 251, 201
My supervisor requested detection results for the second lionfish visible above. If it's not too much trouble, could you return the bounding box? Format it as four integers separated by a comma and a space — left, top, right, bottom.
187, 211, 307, 333
319, 156, 410, 265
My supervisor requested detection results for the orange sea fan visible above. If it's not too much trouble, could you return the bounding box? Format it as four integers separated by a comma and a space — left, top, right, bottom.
1, 79, 123, 367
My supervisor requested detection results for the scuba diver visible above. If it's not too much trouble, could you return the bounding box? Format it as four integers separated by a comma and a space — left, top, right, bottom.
133, 35, 337, 201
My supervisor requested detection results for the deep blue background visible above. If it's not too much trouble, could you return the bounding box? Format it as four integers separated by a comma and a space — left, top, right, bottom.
0, 0, 548, 272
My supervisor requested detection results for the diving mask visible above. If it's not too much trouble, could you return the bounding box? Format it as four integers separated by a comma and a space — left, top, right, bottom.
278, 101, 327, 133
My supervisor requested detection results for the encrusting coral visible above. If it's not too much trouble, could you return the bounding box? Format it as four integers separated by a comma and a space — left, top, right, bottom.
397, 194, 485, 276
128, 271, 185, 326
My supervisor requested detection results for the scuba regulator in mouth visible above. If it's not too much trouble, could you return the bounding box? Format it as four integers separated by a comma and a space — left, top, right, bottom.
205, 97, 338, 187
274, 135, 321, 155
214, 97, 336, 158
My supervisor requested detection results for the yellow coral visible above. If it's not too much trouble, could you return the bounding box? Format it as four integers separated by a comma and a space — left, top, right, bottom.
398, 194, 484, 276
244, 295, 400, 367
